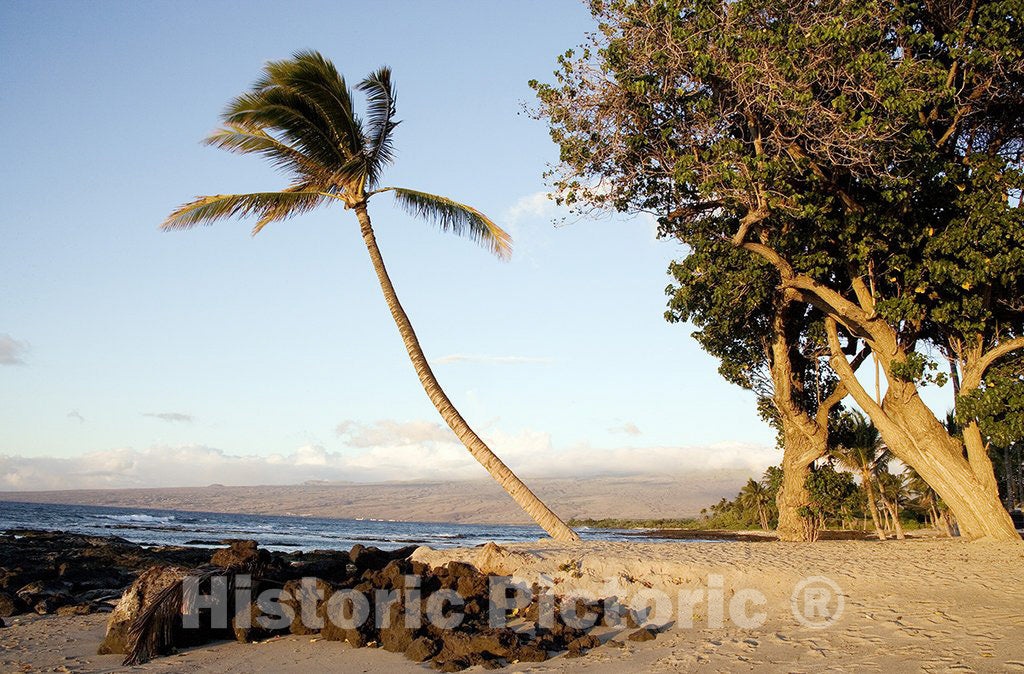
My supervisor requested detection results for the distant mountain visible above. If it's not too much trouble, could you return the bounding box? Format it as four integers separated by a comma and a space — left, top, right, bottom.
0, 471, 752, 524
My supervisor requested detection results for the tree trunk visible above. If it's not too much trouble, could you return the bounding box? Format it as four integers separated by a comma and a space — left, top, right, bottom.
776, 424, 822, 541
890, 501, 905, 540
963, 421, 1000, 498
879, 386, 1016, 540
825, 320, 1018, 540
940, 508, 955, 537
354, 204, 579, 542
860, 468, 887, 540
1004, 444, 1015, 509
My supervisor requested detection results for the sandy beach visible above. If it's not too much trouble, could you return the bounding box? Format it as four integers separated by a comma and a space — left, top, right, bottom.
2, 537, 1021, 673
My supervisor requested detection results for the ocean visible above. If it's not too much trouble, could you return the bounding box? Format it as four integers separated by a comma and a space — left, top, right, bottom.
0, 501, 680, 551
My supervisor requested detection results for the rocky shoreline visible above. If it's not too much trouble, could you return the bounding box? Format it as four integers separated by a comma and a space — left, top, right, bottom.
1, 530, 654, 671
0, 529, 211, 622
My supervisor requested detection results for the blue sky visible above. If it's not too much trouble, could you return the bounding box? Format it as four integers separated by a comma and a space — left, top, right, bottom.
0, 1, 955, 489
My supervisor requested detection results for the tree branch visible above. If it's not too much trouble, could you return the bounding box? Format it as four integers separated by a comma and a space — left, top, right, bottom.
814, 345, 871, 427
825, 317, 888, 423
960, 336, 1024, 392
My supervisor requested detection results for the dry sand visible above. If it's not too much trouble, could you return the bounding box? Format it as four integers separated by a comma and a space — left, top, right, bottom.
2, 537, 1022, 673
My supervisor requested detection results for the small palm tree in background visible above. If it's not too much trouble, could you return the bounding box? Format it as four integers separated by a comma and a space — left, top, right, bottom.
831, 410, 889, 540
739, 478, 771, 531
162, 51, 578, 542
876, 469, 908, 540
904, 466, 953, 536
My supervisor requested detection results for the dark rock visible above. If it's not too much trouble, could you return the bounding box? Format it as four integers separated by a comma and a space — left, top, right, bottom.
380, 622, 416, 653
76, 589, 124, 603
33, 593, 74, 614
233, 601, 277, 643
405, 636, 440, 662
443, 561, 478, 579
435, 657, 470, 672
627, 627, 658, 642
566, 633, 601, 656
513, 644, 548, 662
379, 559, 412, 589
56, 602, 104, 616
211, 540, 270, 571
0, 591, 23, 617
455, 573, 488, 601
288, 557, 350, 584
347, 544, 416, 572
468, 629, 518, 658
0, 569, 38, 591
282, 577, 333, 635
16, 579, 72, 606
349, 544, 388, 571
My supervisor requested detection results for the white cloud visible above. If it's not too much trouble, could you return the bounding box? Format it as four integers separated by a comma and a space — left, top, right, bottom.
143, 412, 194, 423
432, 354, 553, 366
0, 334, 29, 366
336, 419, 455, 448
609, 422, 642, 436
503, 191, 560, 226
0, 424, 778, 491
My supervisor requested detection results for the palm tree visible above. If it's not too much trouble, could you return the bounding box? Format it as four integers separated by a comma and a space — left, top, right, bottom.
161, 51, 579, 542
739, 478, 771, 531
831, 410, 889, 540
876, 469, 907, 540
903, 466, 948, 534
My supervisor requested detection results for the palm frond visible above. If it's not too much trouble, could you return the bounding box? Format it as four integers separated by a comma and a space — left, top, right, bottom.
162, 190, 330, 235
254, 51, 364, 159
122, 569, 228, 666
203, 125, 322, 178
357, 67, 399, 187
384, 187, 512, 259
223, 90, 351, 172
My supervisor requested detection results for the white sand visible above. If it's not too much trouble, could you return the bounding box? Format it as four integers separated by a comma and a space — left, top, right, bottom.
2, 538, 1022, 672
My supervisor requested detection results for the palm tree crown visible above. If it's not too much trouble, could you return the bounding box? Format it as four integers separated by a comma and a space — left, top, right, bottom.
161, 51, 577, 542
831, 410, 888, 474
163, 50, 510, 256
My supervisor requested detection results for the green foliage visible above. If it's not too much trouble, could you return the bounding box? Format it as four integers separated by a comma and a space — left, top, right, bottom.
567, 517, 702, 529
533, 0, 1024, 459
956, 358, 1024, 448
805, 462, 858, 522
889, 352, 948, 387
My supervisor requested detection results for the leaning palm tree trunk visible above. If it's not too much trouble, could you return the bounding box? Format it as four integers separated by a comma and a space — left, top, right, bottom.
354, 204, 579, 542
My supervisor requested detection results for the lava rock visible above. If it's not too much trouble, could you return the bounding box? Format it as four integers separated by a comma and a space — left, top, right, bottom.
211, 540, 270, 571
405, 636, 441, 662
513, 644, 548, 662
0, 591, 23, 617
566, 633, 601, 656
627, 627, 658, 642
56, 602, 104, 616
282, 577, 333, 635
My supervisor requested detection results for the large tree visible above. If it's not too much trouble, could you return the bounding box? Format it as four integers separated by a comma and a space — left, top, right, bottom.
666, 237, 866, 540
533, 0, 1023, 539
163, 51, 579, 542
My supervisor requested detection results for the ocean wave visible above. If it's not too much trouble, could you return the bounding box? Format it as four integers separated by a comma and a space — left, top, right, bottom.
97, 513, 176, 523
